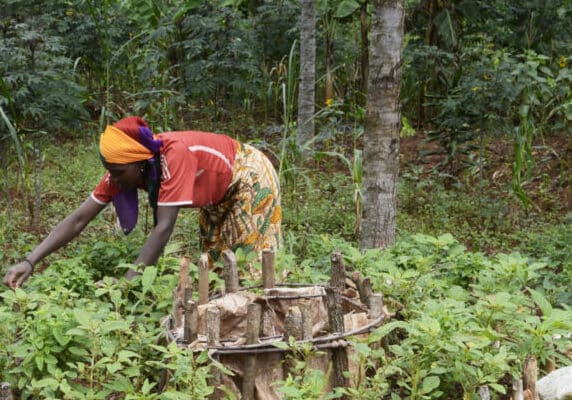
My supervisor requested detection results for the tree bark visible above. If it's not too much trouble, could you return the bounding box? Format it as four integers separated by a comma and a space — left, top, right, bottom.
360, 0, 369, 98
359, 0, 404, 250
297, 0, 316, 150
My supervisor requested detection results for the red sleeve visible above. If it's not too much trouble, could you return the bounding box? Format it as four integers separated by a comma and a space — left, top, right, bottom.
158, 143, 198, 206
91, 171, 120, 204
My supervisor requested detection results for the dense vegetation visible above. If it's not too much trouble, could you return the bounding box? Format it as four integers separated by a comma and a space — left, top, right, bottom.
1, 0, 570, 399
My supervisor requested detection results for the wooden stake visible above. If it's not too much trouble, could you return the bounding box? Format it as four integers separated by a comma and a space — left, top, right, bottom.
242, 303, 262, 400
183, 292, 198, 344
369, 293, 384, 318
512, 379, 524, 400
207, 306, 221, 347
478, 386, 490, 400
523, 355, 538, 400
284, 306, 303, 341
330, 251, 345, 292
207, 305, 222, 400
0, 383, 12, 400
283, 306, 303, 378
222, 249, 239, 293
299, 299, 313, 341
351, 272, 373, 307
198, 253, 210, 305
172, 257, 191, 329
325, 287, 349, 396
262, 249, 275, 289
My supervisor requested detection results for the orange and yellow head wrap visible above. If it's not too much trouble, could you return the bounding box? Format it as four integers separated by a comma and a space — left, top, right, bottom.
99, 116, 154, 164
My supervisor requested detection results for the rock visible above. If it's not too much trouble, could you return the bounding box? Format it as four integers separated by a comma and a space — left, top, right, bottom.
538, 366, 572, 400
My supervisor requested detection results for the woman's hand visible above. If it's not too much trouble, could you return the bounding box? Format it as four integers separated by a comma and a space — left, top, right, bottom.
3, 261, 34, 289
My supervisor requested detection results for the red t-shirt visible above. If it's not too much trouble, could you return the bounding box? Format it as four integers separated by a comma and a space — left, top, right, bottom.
91, 131, 238, 208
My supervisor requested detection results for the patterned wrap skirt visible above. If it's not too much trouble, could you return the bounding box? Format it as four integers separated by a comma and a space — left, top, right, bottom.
198, 143, 282, 265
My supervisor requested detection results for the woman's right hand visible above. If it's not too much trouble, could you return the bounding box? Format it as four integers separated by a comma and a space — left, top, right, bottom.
3, 261, 34, 289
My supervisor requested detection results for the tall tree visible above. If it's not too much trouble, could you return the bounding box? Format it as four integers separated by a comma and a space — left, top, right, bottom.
297, 0, 317, 148
359, 0, 404, 250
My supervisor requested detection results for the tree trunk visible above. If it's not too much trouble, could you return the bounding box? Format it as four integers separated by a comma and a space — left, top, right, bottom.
297, 0, 316, 150
1, 140, 10, 220
359, 0, 404, 250
325, 30, 335, 103
360, 0, 369, 99
31, 140, 42, 231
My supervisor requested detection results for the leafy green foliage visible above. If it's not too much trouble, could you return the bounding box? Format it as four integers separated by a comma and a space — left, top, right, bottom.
0, 264, 215, 399
323, 234, 572, 399
273, 339, 336, 400
0, 1, 88, 130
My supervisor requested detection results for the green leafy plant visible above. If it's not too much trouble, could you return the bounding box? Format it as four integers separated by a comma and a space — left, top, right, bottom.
273, 338, 335, 400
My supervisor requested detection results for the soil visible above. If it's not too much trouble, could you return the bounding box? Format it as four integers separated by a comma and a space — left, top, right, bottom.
399, 133, 572, 215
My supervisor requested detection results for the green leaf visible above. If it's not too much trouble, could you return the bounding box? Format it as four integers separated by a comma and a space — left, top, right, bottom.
117, 350, 141, 362
420, 375, 440, 394
335, 0, 361, 18
65, 328, 87, 336
106, 362, 122, 374
104, 376, 132, 392
272, 341, 290, 350
101, 320, 130, 334
35, 354, 45, 371
67, 347, 89, 357
35, 377, 59, 389
370, 321, 409, 342
489, 383, 507, 394
53, 328, 71, 346
142, 266, 158, 293
73, 308, 92, 327
528, 288, 553, 317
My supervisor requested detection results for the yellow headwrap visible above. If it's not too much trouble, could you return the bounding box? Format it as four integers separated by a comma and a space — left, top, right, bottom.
99, 125, 153, 164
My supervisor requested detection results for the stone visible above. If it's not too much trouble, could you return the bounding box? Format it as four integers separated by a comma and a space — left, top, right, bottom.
538, 366, 572, 400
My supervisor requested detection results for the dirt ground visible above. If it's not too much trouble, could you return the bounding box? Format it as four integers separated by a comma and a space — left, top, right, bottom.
399, 134, 572, 214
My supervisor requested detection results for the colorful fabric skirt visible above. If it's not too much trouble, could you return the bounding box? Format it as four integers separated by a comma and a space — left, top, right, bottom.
198, 143, 282, 265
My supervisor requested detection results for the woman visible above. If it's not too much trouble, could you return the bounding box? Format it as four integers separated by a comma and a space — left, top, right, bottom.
3, 116, 282, 288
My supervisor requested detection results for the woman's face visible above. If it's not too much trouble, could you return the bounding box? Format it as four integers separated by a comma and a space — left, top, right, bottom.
104, 161, 145, 190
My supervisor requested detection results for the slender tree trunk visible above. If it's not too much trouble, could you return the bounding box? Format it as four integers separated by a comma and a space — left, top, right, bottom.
297, 0, 316, 149
418, 0, 437, 125
359, 0, 404, 250
360, 0, 369, 99
31, 140, 42, 231
0, 140, 10, 220
325, 29, 334, 103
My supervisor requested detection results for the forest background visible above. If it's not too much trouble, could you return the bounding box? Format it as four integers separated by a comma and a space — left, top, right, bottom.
0, 0, 571, 399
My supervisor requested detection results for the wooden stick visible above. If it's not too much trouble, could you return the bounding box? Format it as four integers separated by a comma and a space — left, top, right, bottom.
478, 386, 490, 400
174, 315, 385, 356
284, 306, 303, 341
330, 251, 345, 292
325, 287, 349, 395
283, 306, 303, 378
351, 271, 374, 307
207, 306, 221, 347
183, 293, 198, 343
198, 253, 210, 305
369, 293, 384, 318
299, 299, 313, 341
222, 249, 239, 293
0, 383, 13, 400
206, 306, 223, 399
512, 379, 524, 400
262, 249, 275, 289
172, 257, 191, 329
242, 303, 262, 400
523, 356, 538, 400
